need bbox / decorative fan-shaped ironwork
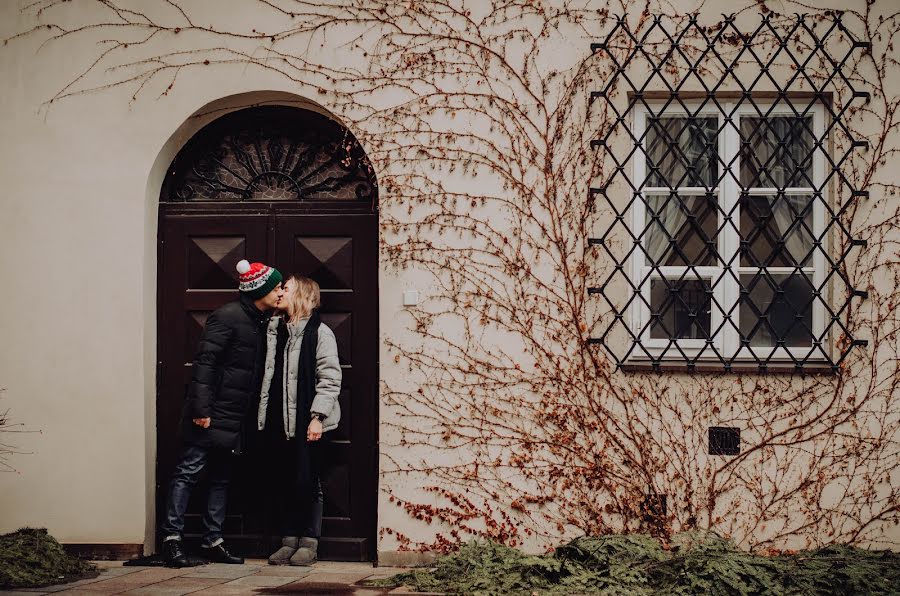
[161,106,377,206]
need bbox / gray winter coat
[257,315,342,437]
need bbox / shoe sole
[204,557,245,564]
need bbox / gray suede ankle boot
[289,537,318,566]
[268,536,299,565]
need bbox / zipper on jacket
[283,332,293,440]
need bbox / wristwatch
[310,412,325,422]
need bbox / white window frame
[629,101,827,363]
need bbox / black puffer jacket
[181,294,272,453]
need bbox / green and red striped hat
[236,259,282,299]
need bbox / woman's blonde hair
[283,276,321,324]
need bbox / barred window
[589,14,870,373]
[629,103,826,363]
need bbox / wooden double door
[157,208,378,560]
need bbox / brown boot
[268,536,299,565]
[289,537,318,566]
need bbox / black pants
[263,430,324,538]
[281,475,324,538]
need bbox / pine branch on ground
[363,532,900,595]
[0,528,99,589]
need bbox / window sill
[619,361,837,375]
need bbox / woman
[257,276,342,566]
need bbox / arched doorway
[156,105,378,560]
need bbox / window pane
[739,273,814,347]
[740,116,814,188]
[645,194,718,266]
[650,278,712,340]
[646,117,718,188]
[740,194,814,267]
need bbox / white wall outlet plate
[402,289,419,306]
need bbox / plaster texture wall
[0,2,410,550]
[0,0,897,558]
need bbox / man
[162,259,284,566]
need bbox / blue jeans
[161,444,236,547]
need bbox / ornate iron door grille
[161,106,377,210]
[588,13,870,373]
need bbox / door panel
[274,214,379,561]
[157,210,378,561]
[158,215,269,548]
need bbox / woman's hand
[307,417,323,442]
[193,417,211,428]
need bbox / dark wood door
[273,214,379,561]
[157,210,378,561]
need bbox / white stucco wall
[1,0,898,557]
[0,2,412,550]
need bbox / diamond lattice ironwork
[588,13,870,372]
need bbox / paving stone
[360,568,407,581]
[310,562,377,572]
[107,568,192,583]
[48,588,120,595]
[66,567,150,591]
[93,569,146,579]
[388,587,445,595]
[16,581,98,593]
[220,574,297,588]
[293,570,382,585]
[40,586,115,596]
[9,586,70,594]
[253,566,313,577]
[119,577,225,595]
[53,568,193,593]
[181,563,263,580]
[266,581,355,595]
[12,567,148,594]
[90,562,127,569]
[189,587,259,596]
[367,567,407,575]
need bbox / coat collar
[281,308,321,340]
[239,294,271,326]
[285,316,310,340]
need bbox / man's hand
[193,417,211,428]
[307,418,323,442]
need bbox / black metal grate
[588,13,870,372]
[708,426,741,455]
